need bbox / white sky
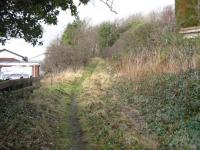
[0,0,174,61]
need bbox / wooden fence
[0,78,40,94]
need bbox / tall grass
[42,69,83,86]
[107,12,200,81]
[116,49,200,81]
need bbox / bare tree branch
[99,0,118,14]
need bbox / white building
[0,50,40,80]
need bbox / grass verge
[77,58,157,149]
[0,74,81,149]
[77,58,200,150]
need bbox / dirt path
[64,61,98,149]
[68,94,87,150]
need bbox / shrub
[44,19,98,73]
[97,22,120,56]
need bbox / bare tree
[99,0,117,14]
[44,19,99,73]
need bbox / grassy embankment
[0,69,84,149]
[76,58,200,150]
[0,58,199,149]
[0,87,67,149]
[77,58,158,150]
[0,59,97,149]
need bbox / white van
[0,66,32,80]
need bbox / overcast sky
[0,0,174,61]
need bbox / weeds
[1,58,199,149]
[77,58,200,149]
[115,70,200,149]
[0,71,81,149]
[77,58,157,149]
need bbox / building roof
[0,58,20,62]
[0,62,40,67]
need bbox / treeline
[44,16,121,72]
[44,6,200,78]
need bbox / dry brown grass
[116,52,200,82]
[42,69,83,86]
[77,58,158,149]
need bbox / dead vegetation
[42,69,83,86]
[77,58,200,149]
[77,58,158,149]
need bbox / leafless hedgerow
[44,21,98,73]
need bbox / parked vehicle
[2,74,30,80]
[0,66,32,80]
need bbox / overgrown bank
[0,70,85,149]
[0,59,98,149]
[76,58,200,149]
[0,58,199,149]
[0,87,71,149]
[1,6,200,150]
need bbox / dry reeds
[42,69,83,86]
[117,51,200,81]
